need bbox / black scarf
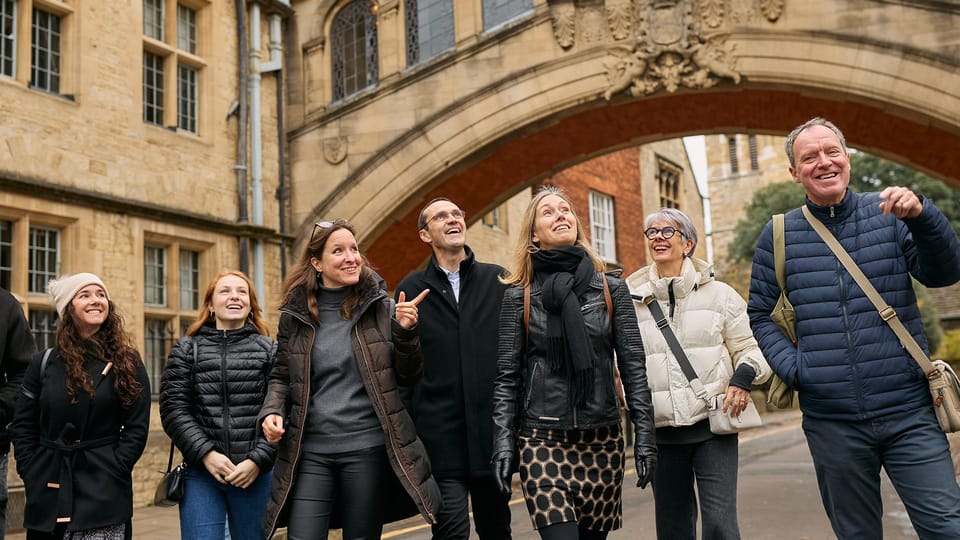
[531,245,596,406]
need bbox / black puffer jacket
[160,323,277,471]
[492,272,656,458]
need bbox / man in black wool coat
[396,198,512,540]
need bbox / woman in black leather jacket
[492,186,657,540]
[160,270,277,540]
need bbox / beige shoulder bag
[766,213,798,408]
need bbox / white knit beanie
[48,273,110,317]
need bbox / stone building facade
[0,0,290,522]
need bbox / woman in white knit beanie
[10,273,151,540]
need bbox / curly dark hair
[57,301,144,408]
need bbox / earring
[526,243,540,254]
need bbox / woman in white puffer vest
[625,208,770,540]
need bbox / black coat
[395,247,506,478]
[10,348,151,532]
[159,323,278,471]
[0,289,34,452]
[492,272,656,458]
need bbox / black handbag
[153,449,186,507]
[154,337,197,506]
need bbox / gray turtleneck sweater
[302,286,384,453]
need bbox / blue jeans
[652,434,741,540]
[179,464,272,540]
[803,407,960,540]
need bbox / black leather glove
[635,445,657,489]
[492,451,515,495]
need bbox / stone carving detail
[323,137,348,164]
[604,36,739,97]
[551,1,576,49]
[604,1,741,99]
[580,6,607,44]
[759,0,785,21]
[729,0,756,24]
[700,0,724,29]
[606,0,633,40]
[545,0,787,97]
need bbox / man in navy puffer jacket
[748,117,960,540]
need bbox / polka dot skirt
[518,424,624,531]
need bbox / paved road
[383,412,919,540]
[6,411,930,539]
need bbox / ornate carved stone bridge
[285,0,960,284]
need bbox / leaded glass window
[405,0,454,66]
[331,1,379,101]
[1,0,15,78]
[31,7,61,93]
[482,0,532,31]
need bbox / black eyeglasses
[420,209,466,230]
[644,226,682,240]
[310,219,346,242]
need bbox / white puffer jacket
[626,257,771,428]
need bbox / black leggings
[287,445,388,540]
[537,522,609,540]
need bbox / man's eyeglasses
[420,209,466,229]
[644,226,682,240]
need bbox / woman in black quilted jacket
[160,271,277,540]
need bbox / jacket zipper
[353,324,436,523]
[832,227,867,416]
[220,331,232,456]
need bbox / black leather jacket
[491,272,656,458]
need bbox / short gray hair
[644,208,698,257]
[784,117,847,168]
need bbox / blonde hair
[501,185,604,288]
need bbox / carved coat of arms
[547,0,785,99]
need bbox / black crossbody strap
[633,293,709,400]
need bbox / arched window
[405,0,455,66]
[331,1,379,101]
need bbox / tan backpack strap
[773,214,787,292]
[800,205,934,374]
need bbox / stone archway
[285,0,960,285]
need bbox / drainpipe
[261,13,287,277]
[249,2,264,297]
[235,0,250,274]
